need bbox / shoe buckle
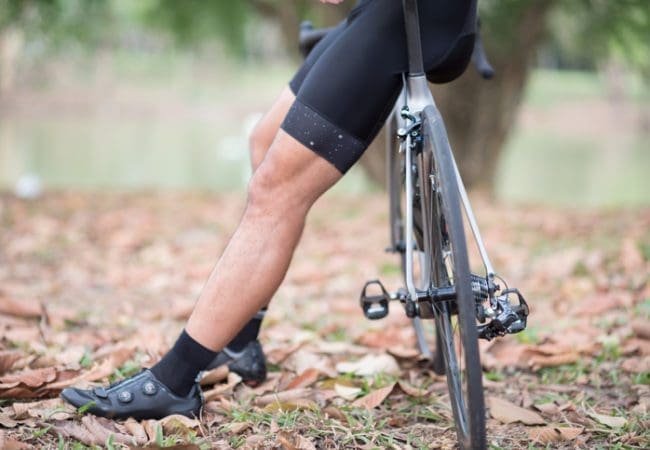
[93,387,109,399]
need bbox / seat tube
[402,0,425,77]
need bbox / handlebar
[299,20,495,80]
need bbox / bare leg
[187,129,341,350]
[244,87,296,313]
[249,87,295,172]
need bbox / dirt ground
[0,191,648,449]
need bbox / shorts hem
[280,98,368,174]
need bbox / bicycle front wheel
[420,105,486,449]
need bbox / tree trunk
[359,0,556,193]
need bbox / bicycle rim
[421,106,486,449]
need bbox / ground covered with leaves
[0,192,648,449]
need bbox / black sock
[150,329,217,396]
[226,308,266,352]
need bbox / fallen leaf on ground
[158,414,201,436]
[202,372,242,401]
[296,435,317,450]
[533,402,559,415]
[81,415,134,446]
[0,430,31,449]
[0,367,56,390]
[254,388,313,407]
[488,396,545,425]
[200,365,229,386]
[588,412,627,429]
[334,384,362,401]
[0,297,42,318]
[50,419,100,445]
[621,356,650,373]
[397,380,426,397]
[387,346,420,359]
[529,426,583,443]
[123,418,148,446]
[336,353,400,376]
[286,350,336,377]
[631,319,650,340]
[527,351,580,370]
[351,383,396,410]
[286,368,320,390]
[323,406,347,422]
[0,411,18,428]
[0,351,22,375]
[225,422,249,434]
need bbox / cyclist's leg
[186,129,342,349]
[249,20,347,172]
[249,87,295,171]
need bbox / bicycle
[300,2,530,449]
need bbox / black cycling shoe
[60,369,203,420]
[205,340,267,386]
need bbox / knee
[246,163,284,215]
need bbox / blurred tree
[0,0,110,94]
[2,0,647,190]
[361,0,650,191]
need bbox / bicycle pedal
[359,279,390,320]
[478,288,529,341]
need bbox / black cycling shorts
[281,0,477,174]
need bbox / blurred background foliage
[0,0,648,205]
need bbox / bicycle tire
[420,105,486,449]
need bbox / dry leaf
[81,415,134,446]
[254,388,313,407]
[488,396,545,425]
[286,368,320,390]
[529,426,583,443]
[351,383,396,410]
[0,367,57,391]
[277,432,298,450]
[528,351,580,370]
[51,419,100,445]
[588,412,627,428]
[245,435,266,447]
[0,430,32,449]
[296,435,317,450]
[200,365,229,386]
[334,384,362,401]
[631,319,650,340]
[0,412,18,428]
[621,356,650,374]
[123,418,148,446]
[336,353,400,376]
[0,297,42,319]
[323,406,347,422]
[203,372,242,401]
[225,421,249,434]
[0,351,22,375]
[387,346,420,359]
[533,402,559,415]
[262,399,317,413]
[397,380,426,398]
[158,414,201,436]
[286,350,336,377]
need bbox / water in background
[0,69,648,207]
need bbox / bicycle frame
[387,0,497,355]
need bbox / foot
[60,369,203,420]
[205,340,267,385]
